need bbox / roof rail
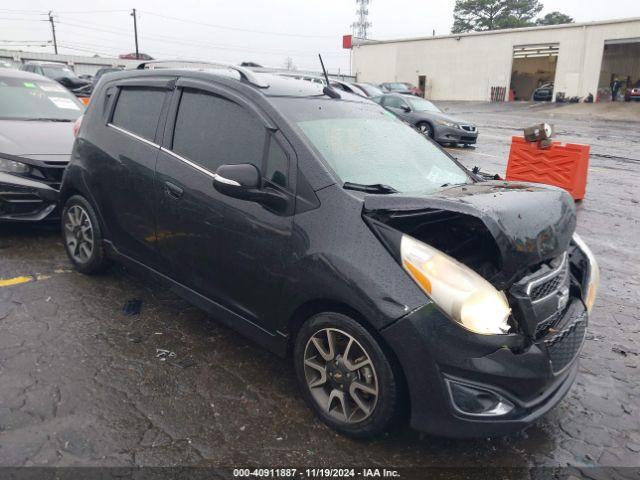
[136,60,269,88]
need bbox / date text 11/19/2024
[233,468,401,478]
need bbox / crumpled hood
[364,181,576,282]
[0,119,75,160]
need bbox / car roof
[100,67,371,101]
[23,60,69,66]
[0,68,58,82]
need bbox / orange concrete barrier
[505,136,590,201]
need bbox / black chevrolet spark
[61,63,599,439]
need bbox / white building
[352,17,640,102]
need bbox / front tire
[294,312,403,438]
[417,122,434,139]
[62,195,109,274]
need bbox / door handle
[164,181,184,199]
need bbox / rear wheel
[62,195,109,274]
[417,122,434,139]
[294,312,403,438]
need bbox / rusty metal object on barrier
[524,123,554,142]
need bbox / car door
[94,79,173,268]
[382,95,412,121]
[154,79,295,331]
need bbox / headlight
[401,235,512,335]
[436,120,458,128]
[573,233,599,313]
[0,157,30,174]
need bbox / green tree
[536,11,574,25]
[452,0,543,33]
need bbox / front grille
[460,125,476,132]
[527,254,569,302]
[535,310,561,337]
[545,313,587,374]
[461,136,477,142]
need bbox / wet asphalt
[0,102,638,468]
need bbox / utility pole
[131,8,139,59]
[48,11,58,54]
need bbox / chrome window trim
[525,252,568,303]
[107,123,160,148]
[159,147,215,179]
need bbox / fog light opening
[446,380,515,417]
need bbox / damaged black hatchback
[61,63,599,438]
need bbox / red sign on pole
[343,35,353,49]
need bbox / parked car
[0,69,83,222]
[352,82,384,98]
[278,72,326,86]
[374,93,478,146]
[20,61,91,91]
[93,67,124,85]
[119,52,154,60]
[330,80,368,97]
[330,81,385,98]
[624,82,640,101]
[533,83,554,101]
[72,67,125,104]
[62,66,597,439]
[380,82,423,97]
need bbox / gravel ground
[0,102,638,469]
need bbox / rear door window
[171,88,266,173]
[111,87,166,141]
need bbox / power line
[138,11,337,39]
[57,19,345,57]
[0,8,128,14]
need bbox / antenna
[318,54,341,99]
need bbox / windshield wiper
[24,118,74,122]
[343,182,398,194]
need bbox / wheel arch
[59,183,111,241]
[287,298,411,422]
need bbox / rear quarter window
[111,87,166,141]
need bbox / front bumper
[434,125,478,145]
[0,172,59,222]
[381,297,587,438]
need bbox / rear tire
[294,312,403,438]
[61,195,109,274]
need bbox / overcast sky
[1,0,639,73]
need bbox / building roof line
[354,16,640,47]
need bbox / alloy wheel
[419,124,433,137]
[303,328,379,423]
[64,205,94,264]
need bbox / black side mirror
[401,105,411,113]
[213,163,288,211]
